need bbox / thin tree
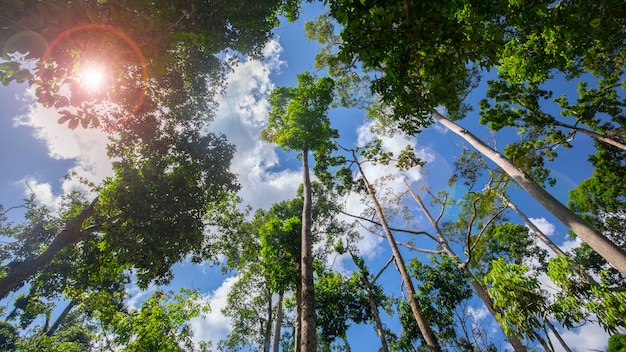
[432,111,626,275]
[261,72,336,352]
[345,148,442,352]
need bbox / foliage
[98,288,208,352]
[547,255,626,332]
[392,255,473,349]
[262,71,336,153]
[97,129,238,287]
[314,267,375,349]
[0,0,301,129]
[608,334,626,352]
[0,320,18,351]
[326,0,486,130]
[484,259,546,342]
[14,308,97,352]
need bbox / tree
[314,267,371,350]
[217,183,354,352]
[0,0,301,298]
[261,71,336,352]
[408,255,473,349]
[348,252,391,352]
[403,182,530,352]
[219,203,300,352]
[0,0,300,129]
[337,146,442,352]
[323,0,626,275]
[97,289,208,352]
[608,334,626,352]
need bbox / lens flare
[39,24,147,124]
[79,64,107,91]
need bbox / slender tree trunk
[300,149,316,352]
[0,198,98,299]
[500,193,598,285]
[46,299,76,336]
[432,111,626,276]
[294,280,302,352]
[464,270,528,352]
[534,332,553,352]
[551,120,626,151]
[546,320,572,352]
[404,182,527,352]
[273,292,284,352]
[353,150,442,352]
[264,288,273,352]
[358,264,390,352]
[498,193,566,257]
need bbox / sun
[78,64,107,92]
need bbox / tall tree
[261,71,335,352]
[0,0,299,298]
[403,181,530,352]
[323,0,626,275]
[338,147,442,351]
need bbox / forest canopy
[1,0,625,351]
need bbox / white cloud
[190,275,239,345]
[210,39,301,210]
[528,217,556,237]
[14,90,113,206]
[549,321,610,352]
[561,236,583,253]
[20,178,60,211]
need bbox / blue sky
[0,2,613,351]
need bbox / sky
[0,2,613,351]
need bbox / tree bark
[46,299,76,336]
[264,288,273,352]
[353,150,442,352]
[432,111,626,276]
[404,181,527,352]
[546,320,572,352]
[0,198,98,299]
[294,279,302,352]
[272,291,284,352]
[551,120,626,151]
[358,264,390,352]
[300,149,316,352]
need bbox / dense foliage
[1,0,625,351]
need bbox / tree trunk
[534,332,553,352]
[500,193,598,285]
[546,320,572,352]
[294,279,302,352]
[264,288,273,352]
[353,150,442,352]
[551,119,626,151]
[432,111,626,276]
[498,193,566,257]
[273,291,284,352]
[358,264,390,352]
[300,149,316,352]
[404,181,527,352]
[0,198,98,299]
[46,299,76,336]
